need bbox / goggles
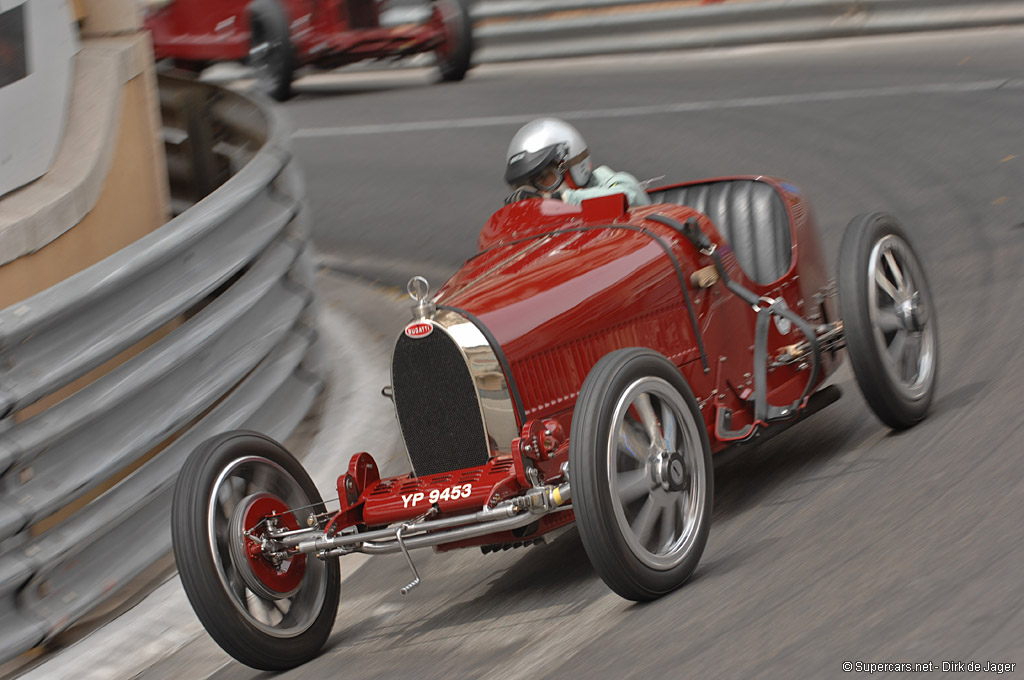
[529,163,565,192]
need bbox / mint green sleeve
[560,169,652,207]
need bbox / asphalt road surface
[153,28,1023,679]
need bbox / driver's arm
[559,168,652,207]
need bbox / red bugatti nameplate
[404,321,434,339]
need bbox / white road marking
[293,79,1012,138]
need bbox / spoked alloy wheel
[838,213,938,429]
[171,432,339,671]
[570,348,713,601]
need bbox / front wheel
[171,431,339,671]
[838,213,939,429]
[569,348,713,601]
[433,0,474,82]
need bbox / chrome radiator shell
[390,309,518,476]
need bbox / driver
[503,118,651,208]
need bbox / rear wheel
[171,431,339,671]
[569,348,713,601]
[248,0,294,101]
[838,212,938,429]
[433,0,473,82]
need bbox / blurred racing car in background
[171,176,938,670]
[142,0,473,100]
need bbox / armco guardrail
[0,74,323,663]
[474,0,1024,61]
[386,0,1024,63]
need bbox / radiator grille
[392,330,490,476]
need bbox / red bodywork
[333,177,840,548]
[144,0,446,68]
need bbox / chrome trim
[292,503,574,556]
[390,308,519,466]
[407,275,436,320]
[396,523,423,594]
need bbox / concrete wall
[0,0,169,307]
[0,1,171,427]
[0,0,76,196]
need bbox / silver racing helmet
[504,118,593,191]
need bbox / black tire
[248,0,294,101]
[838,213,939,429]
[569,348,713,601]
[171,431,339,671]
[171,59,209,74]
[433,0,474,82]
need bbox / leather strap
[647,213,822,442]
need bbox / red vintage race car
[142,0,473,100]
[171,176,938,670]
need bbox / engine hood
[433,201,704,419]
[439,228,667,354]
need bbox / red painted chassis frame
[144,0,447,68]
[320,175,840,552]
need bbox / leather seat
[648,180,791,284]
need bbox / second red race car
[143,0,474,100]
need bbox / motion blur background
[1,0,1022,677]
